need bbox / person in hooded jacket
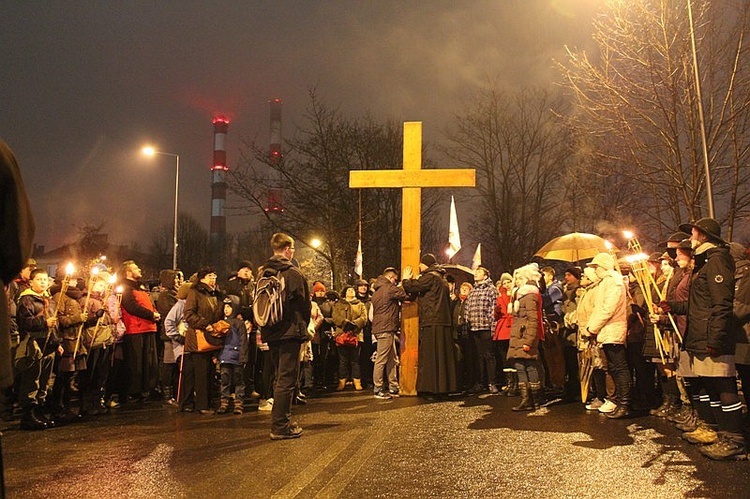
[731,243,750,428]
[494,274,514,394]
[225,260,257,404]
[370,267,409,399]
[217,295,248,414]
[165,281,191,409]
[507,264,544,411]
[181,267,223,414]
[402,253,459,397]
[259,233,311,440]
[333,285,368,391]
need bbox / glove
[96,309,106,319]
[706,346,719,357]
[659,301,671,313]
[175,335,185,345]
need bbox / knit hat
[564,266,582,281]
[238,260,254,271]
[500,272,513,283]
[312,281,327,293]
[420,253,438,267]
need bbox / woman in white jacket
[584,252,631,419]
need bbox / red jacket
[121,279,157,335]
[493,288,513,341]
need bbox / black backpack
[253,268,286,327]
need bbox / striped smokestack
[266,98,284,213]
[210,116,229,275]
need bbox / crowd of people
[4,221,750,455]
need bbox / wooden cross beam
[349,121,475,395]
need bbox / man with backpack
[256,233,311,440]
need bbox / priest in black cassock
[402,253,458,397]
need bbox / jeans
[220,363,245,401]
[373,332,399,393]
[603,344,631,405]
[513,358,539,384]
[270,340,301,434]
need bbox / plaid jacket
[465,279,498,332]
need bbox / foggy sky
[1,0,601,251]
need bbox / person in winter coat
[15,269,60,430]
[402,253,459,397]
[333,285,368,391]
[156,269,183,404]
[576,267,608,410]
[493,274,514,394]
[454,282,477,393]
[217,296,248,414]
[49,269,89,422]
[731,243,750,426]
[259,234,312,439]
[164,281,191,408]
[465,267,499,394]
[583,252,630,419]
[181,267,223,414]
[370,267,409,399]
[507,264,544,411]
[225,260,256,401]
[119,260,160,403]
[666,218,744,460]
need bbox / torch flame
[115,285,124,294]
[92,267,100,276]
[605,240,613,250]
[108,273,117,284]
[65,262,75,275]
[622,230,634,240]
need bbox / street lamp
[142,146,180,270]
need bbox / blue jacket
[219,296,248,365]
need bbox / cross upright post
[349,121,475,395]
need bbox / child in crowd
[217,296,248,414]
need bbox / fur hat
[513,264,541,285]
[420,253,438,267]
[587,252,615,271]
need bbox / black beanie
[564,266,582,281]
[420,253,438,267]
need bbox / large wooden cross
[349,121,476,395]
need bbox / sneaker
[598,399,617,414]
[374,391,393,400]
[389,389,400,398]
[258,399,273,412]
[682,424,718,445]
[270,422,303,440]
[107,398,120,409]
[585,399,604,411]
[699,435,747,460]
[488,384,500,395]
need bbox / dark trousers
[106,343,126,402]
[458,336,478,390]
[603,344,631,405]
[123,332,158,397]
[563,345,580,399]
[220,363,245,401]
[337,344,361,380]
[736,363,750,410]
[270,340,301,434]
[79,347,112,411]
[627,342,657,407]
[243,335,257,397]
[494,339,510,386]
[179,352,213,411]
[17,351,55,411]
[359,327,374,387]
[472,330,496,386]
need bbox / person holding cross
[402,253,458,398]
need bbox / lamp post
[142,146,180,270]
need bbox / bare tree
[148,213,208,277]
[229,89,440,289]
[560,0,750,241]
[442,86,573,273]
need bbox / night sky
[2,1,601,251]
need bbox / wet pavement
[3,391,750,498]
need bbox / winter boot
[512,383,534,412]
[20,406,47,431]
[353,379,363,391]
[505,370,520,397]
[651,394,679,418]
[233,398,244,415]
[529,382,542,410]
[699,434,747,461]
[217,398,230,414]
[683,423,719,445]
[336,379,347,391]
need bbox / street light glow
[310,238,322,249]
[142,146,156,156]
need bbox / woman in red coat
[493,273,514,393]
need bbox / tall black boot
[20,406,47,431]
[512,383,533,411]
[530,382,542,410]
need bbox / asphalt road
[3,392,749,498]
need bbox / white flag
[354,239,363,277]
[447,196,461,259]
[471,243,482,270]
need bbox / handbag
[83,323,115,350]
[335,331,359,347]
[14,335,43,370]
[210,320,231,337]
[195,329,223,352]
